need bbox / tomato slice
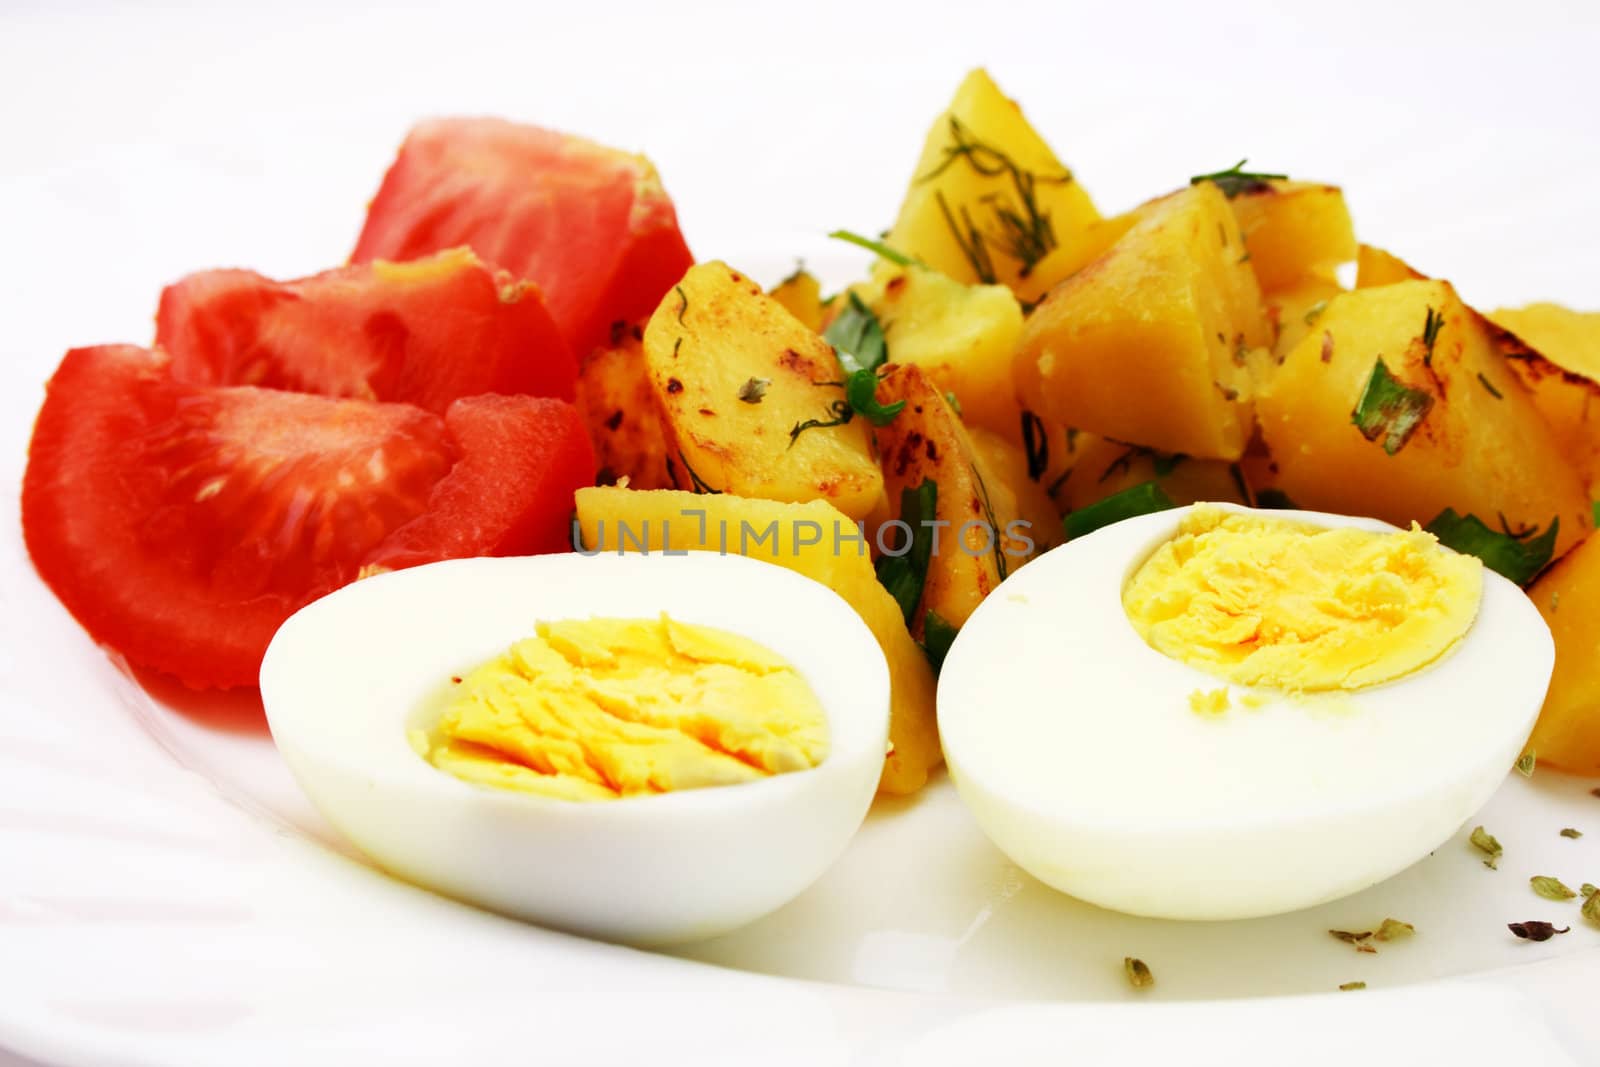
[155,248,575,412]
[22,345,595,689]
[350,119,693,357]
[365,394,592,572]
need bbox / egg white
[261,550,889,945]
[937,503,1553,920]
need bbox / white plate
[3,4,1600,1062]
[5,241,1599,1064]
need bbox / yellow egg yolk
[1123,506,1483,691]
[410,615,829,801]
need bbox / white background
[3,1,1598,1064]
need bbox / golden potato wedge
[874,365,1034,633]
[641,262,886,521]
[574,322,673,489]
[1012,211,1138,308]
[574,487,940,795]
[1527,532,1600,774]
[1256,279,1590,557]
[1355,244,1426,288]
[767,267,827,333]
[1265,272,1344,362]
[886,68,1100,293]
[1489,303,1600,490]
[1014,183,1270,461]
[1226,180,1356,293]
[1358,258,1600,492]
[854,261,1024,441]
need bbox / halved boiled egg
[938,503,1553,920]
[261,551,889,945]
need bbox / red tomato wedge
[155,247,575,412]
[22,345,595,689]
[351,119,694,357]
[366,393,592,572]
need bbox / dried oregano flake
[1508,921,1569,942]
[1124,957,1154,989]
[1470,825,1503,869]
[1531,876,1577,901]
[1330,919,1413,953]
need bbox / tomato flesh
[351,119,693,357]
[156,248,576,412]
[366,393,594,572]
[23,345,595,689]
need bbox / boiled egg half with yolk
[938,503,1554,920]
[261,551,889,945]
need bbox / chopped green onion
[1064,481,1176,541]
[827,230,921,268]
[875,480,937,626]
[922,610,959,674]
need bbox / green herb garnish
[1515,752,1536,777]
[674,450,720,495]
[738,377,770,404]
[674,285,689,324]
[1531,876,1577,901]
[1150,451,1184,478]
[828,293,902,425]
[971,460,1010,583]
[1374,918,1414,942]
[825,291,887,370]
[1064,481,1176,541]
[922,117,1074,279]
[1099,445,1182,484]
[935,191,997,284]
[790,293,902,445]
[1478,372,1504,399]
[788,400,853,445]
[1560,828,1583,840]
[1471,825,1503,869]
[1425,510,1558,586]
[1304,300,1329,326]
[922,610,959,674]
[1422,306,1444,366]
[875,479,937,626]
[1351,357,1434,455]
[1584,891,1600,925]
[828,230,921,268]
[1189,159,1288,199]
[1338,982,1367,991]
[1123,957,1154,989]
[944,391,963,417]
